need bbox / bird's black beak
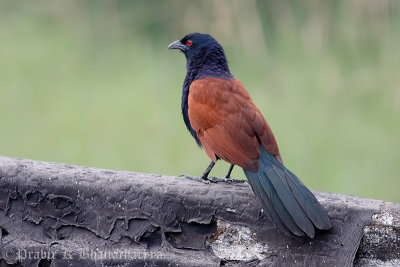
[168,40,187,52]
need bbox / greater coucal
[168,33,331,238]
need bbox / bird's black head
[168,33,233,80]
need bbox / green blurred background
[0,0,399,201]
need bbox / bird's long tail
[243,144,332,238]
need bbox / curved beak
[168,40,187,52]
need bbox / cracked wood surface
[0,156,399,267]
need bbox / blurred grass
[0,0,399,202]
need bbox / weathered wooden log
[0,156,398,266]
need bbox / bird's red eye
[187,40,193,46]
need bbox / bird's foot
[179,174,210,184]
[209,176,246,183]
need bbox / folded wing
[188,78,281,171]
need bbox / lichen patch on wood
[206,220,272,261]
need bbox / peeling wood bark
[0,156,399,267]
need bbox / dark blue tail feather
[244,144,332,238]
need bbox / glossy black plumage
[244,144,331,238]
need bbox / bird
[168,33,331,238]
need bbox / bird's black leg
[180,161,216,184]
[201,160,216,180]
[209,164,246,183]
[225,164,234,178]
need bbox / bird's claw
[179,174,210,184]
[179,174,245,184]
[209,176,246,184]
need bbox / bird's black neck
[186,47,233,81]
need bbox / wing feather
[188,78,281,171]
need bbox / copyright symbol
[1,246,17,261]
